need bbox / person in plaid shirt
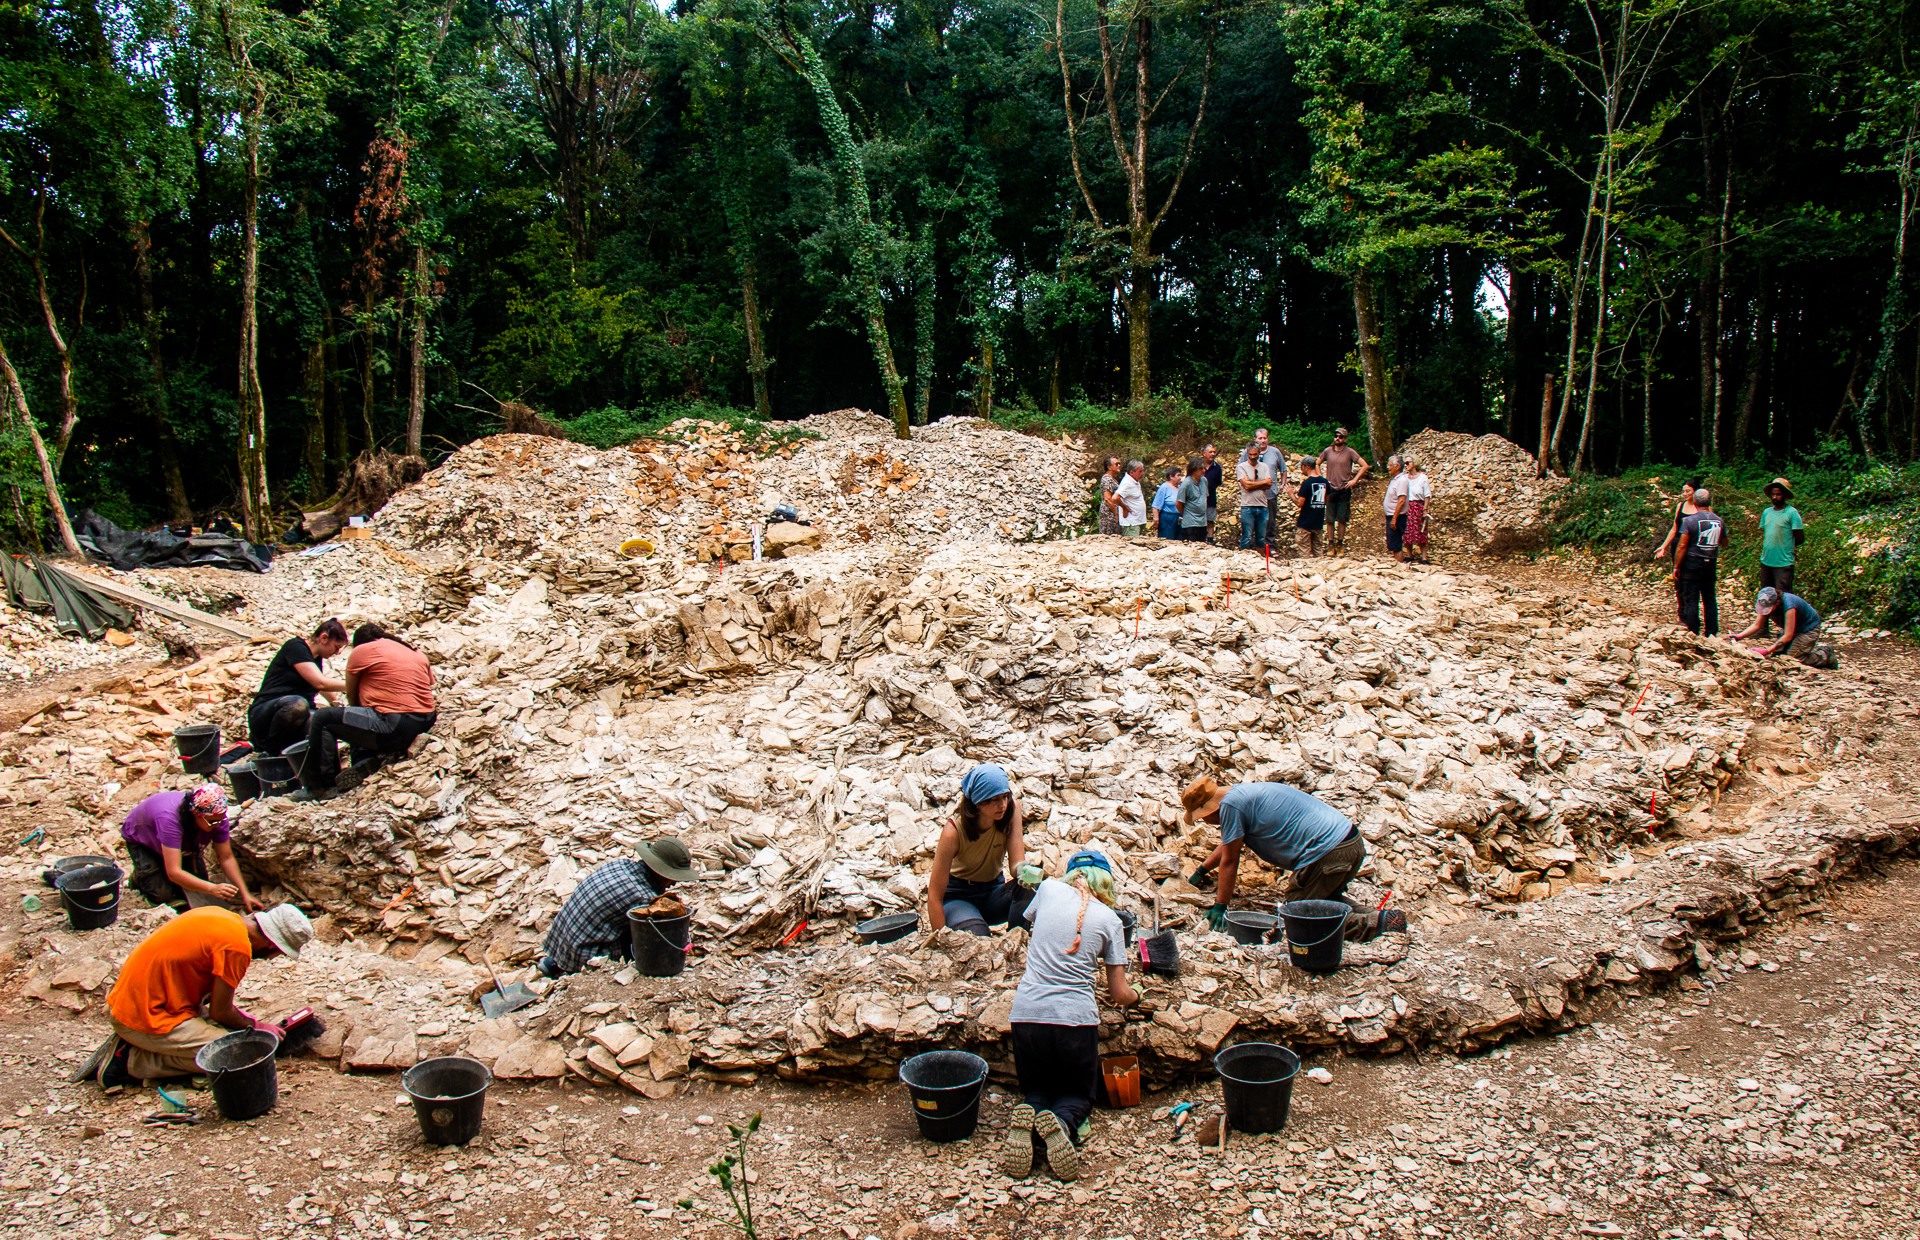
[538,837,699,976]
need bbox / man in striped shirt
[538,837,700,976]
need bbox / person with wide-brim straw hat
[1757,476,1805,624]
[1182,776,1405,939]
[538,836,700,977]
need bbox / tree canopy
[2,0,1918,533]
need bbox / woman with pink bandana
[120,785,263,912]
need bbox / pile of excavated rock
[0,419,1838,1089]
[0,599,156,684]
[372,410,1089,566]
[1398,429,1568,554]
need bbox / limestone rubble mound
[1398,428,1569,554]
[1,415,1858,1089]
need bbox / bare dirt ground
[2,520,1916,1240]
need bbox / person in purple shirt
[121,786,263,912]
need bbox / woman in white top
[1001,849,1137,1182]
[1401,455,1433,563]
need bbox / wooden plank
[44,563,270,640]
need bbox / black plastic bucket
[1281,899,1350,972]
[195,1030,281,1121]
[56,863,122,911]
[282,740,313,782]
[65,895,119,931]
[402,1056,492,1146]
[855,912,919,944]
[1225,911,1281,946]
[898,1050,989,1143]
[627,910,691,977]
[41,855,115,888]
[226,760,263,802]
[1215,1042,1301,1135]
[1117,908,1137,946]
[254,752,297,795]
[174,724,221,775]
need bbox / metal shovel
[480,953,539,1019]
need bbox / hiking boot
[333,759,381,794]
[1000,1103,1035,1178]
[1033,1109,1079,1181]
[1358,909,1409,942]
[287,787,333,804]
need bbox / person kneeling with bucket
[1002,851,1138,1182]
[87,903,313,1088]
[537,837,699,977]
[1182,777,1405,942]
[121,785,263,913]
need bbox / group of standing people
[1656,476,1835,668]
[1098,427,1432,562]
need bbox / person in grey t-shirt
[1002,852,1136,1182]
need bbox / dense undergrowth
[989,396,1343,467]
[1548,444,1920,635]
[557,400,822,454]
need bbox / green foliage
[992,395,1342,462]
[559,400,823,454]
[1549,451,1920,635]
[0,423,46,547]
[675,1113,764,1240]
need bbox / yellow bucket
[618,537,655,558]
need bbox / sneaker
[1033,1109,1079,1181]
[1000,1103,1035,1178]
[1358,909,1409,942]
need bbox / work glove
[1205,903,1229,933]
[1188,867,1216,891]
[1015,863,1045,888]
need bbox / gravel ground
[0,856,1912,1240]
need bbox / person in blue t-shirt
[1732,587,1836,668]
[1179,776,1405,941]
[1151,467,1182,539]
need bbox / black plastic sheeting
[73,509,274,573]
[0,554,135,641]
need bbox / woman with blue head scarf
[1001,849,1137,1182]
[927,763,1029,935]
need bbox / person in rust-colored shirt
[93,904,312,1085]
[294,624,438,799]
[1317,428,1370,550]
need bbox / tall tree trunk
[1732,283,1772,460]
[234,81,271,540]
[359,288,378,451]
[1352,269,1392,461]
[324,308,348,486]
[1504,263,1533,439]
[975,335,995,418]
[302,333,327,501]
[1853,105,1918,454]
[1549,145,1607,472]
[912,227,935,426]
[1126,230,1153,404]
[1537,373,1555,477]
[0,334,81,556]
[741,261,773,421]
[787,28,910,438]
[1696,109,1719,463]
[406,245,429,457]
[132,221,192,522]
[1710,170,1732,462]
[1049,347,1062,414]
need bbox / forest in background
[1,0,1918,543]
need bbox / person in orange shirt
[295,623,438,800]
[94,903,313,1086]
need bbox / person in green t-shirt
[1757,477,1805,631]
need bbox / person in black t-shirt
[1294,457,1329,558]
[248,619,349,755]
[1669,488,1726,637]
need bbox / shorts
[1295,527,1322,557]
[1327,488,1352,523]
[1205,505,1218,525]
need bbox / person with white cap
[1180,776,1404,940]
[928,763,1034,934]
[120,784,262,912]
[538,837,701,977]
[94,903,313,1086]
[1001,849,1136,1182]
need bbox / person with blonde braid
[1001,850,1137,1182]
